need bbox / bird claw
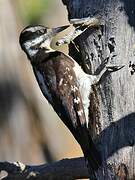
[96,64,125,84]
[106,65,125,72]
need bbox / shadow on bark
[62,0,135,30]
[98,112,135,161]
[120,0,135,29]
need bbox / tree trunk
[62,0,135,179]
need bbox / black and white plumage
[19,23,124,178]
[19,24,101,177]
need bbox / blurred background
[0,0,82,167]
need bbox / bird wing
[32,51,101,172]
[33,52,86,130]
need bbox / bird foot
[106,65,125,72]
[96,64,125,84]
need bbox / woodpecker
[19,22,124,179]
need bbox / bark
[62,0,135,179]
[0,158,88,180]
[0,0,135,179]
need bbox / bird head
[19,25,69,60]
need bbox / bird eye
[37,30,41,34]
[37,29,44,34]
[40,29,45,33]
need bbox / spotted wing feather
[32,52,101,174]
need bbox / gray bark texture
[62,0,135,179]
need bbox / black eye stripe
[20,31,44,43]
[19,26,48,47]
[37,30,43,35]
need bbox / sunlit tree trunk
[62,0,135,179]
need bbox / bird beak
[51,25,70,36]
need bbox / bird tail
[77,127,102,179]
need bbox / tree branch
[1,113,134,179]
[0,158,89,180]
[0,112,134,179]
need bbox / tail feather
[76,127,102,179]
[84,133,102,170]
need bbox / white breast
[73,60,98,127]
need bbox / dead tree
[0,0,135,179]
[62,0,135,179]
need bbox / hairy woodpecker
[19,21,124,178]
